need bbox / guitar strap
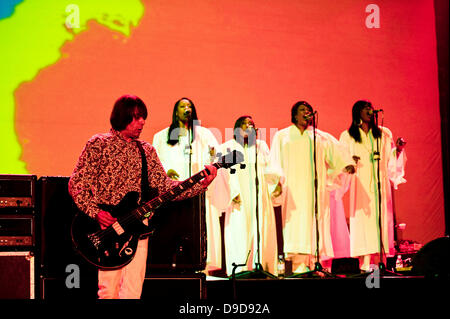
[136,141,157,240]
[136,141,150,203]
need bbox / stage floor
[37,270,449,301]
[3,272,448,316]
[204,273,447,299]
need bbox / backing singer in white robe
[336,100,406,271]
[270,101,355,273]
[152,97,221,273]
[213,115,279,276]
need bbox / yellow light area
[0,0,144,173]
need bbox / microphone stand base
[230,264,277,280]
[287,262,335,278]
[378,262,403,276]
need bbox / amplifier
[0,174,36,209]
[0,236,33,246]
[0,215,34,247]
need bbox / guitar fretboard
[134,162,222,218]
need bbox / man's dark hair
[110,94,147,131]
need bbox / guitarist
[68,94,217,299]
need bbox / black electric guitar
[71,150,244,270]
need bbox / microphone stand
[187,117,192,177]
[373,111,398,276]
[289,112,333,278]
[232,128,276,279]
[230,251,251,299]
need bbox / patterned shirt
[69,129,205,219]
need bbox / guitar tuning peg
[240,164,246,169]
[230,168,236,174]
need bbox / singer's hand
[200,164,217,188]
[96,210,117,230]
[344,165,356,174]
[272,181,282,197]
[396,137,406,156]
[167,169,180,180]
[209,146,216,158]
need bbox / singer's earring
[357,118,362,126]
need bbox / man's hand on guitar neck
[200,164,217,188]
[96,210,117,229]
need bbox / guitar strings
[90,168,210,242]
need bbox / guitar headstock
[215,150,245,170]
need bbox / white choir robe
[152,126,222,270]
[328,189,352,258]
[212,138,279,276]
[269,125,352,260]
[337,127,407,258]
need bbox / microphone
[247,121,258,132]
[304,111,317,120]
[368,109,383,115]
[184,110,192,118]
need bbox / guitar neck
[136,162,221,217]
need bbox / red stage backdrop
[5,0,444,245]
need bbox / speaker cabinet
[37,176,97,299]
[146,193,206,272]
[0,251,35,299]
[412,236,450,278]
[40,276,98,300]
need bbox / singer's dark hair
[291,101,313,124]
[233,115,256,147]
[167,97,199,146]
[110,94,147,131]
[348,100,381,143]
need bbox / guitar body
[71,192,153,270]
